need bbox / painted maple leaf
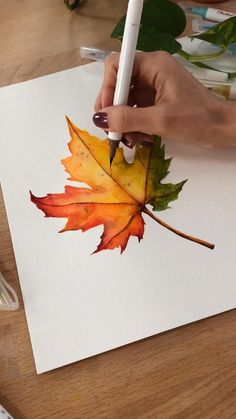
[31,118,214,253]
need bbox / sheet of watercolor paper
[0,61,236,374]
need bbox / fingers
[94,53,120,112]
[123,132,155,148]
[93,51,219,148]
[93,51,188,141]
[94,51,177,112]
[93,104,160,135]
[94,52,152,111]
[94,92,102,113]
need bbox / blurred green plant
[65,0,236,77]
[111,0,185,55]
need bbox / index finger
[94,53,120,112]
[95,51,163,112]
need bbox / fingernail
[122,137,134,149]
[93,112,109,129]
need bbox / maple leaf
[31,118,214,253]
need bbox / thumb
[93,105,158,135]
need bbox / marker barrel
[108,0,143,142]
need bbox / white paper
[0,62,236,374]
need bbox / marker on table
[198,80,236,100]
[0,271,19,311]
[0,404,14,419]
[183,5,236,23]
[80,46,229,83]
[107,0,143,166]
[81,46,236,101]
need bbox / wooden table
[0,1,236,418]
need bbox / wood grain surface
[0,1,236,418]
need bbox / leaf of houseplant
[111,0,186,52]
[140,0,186,37]
[193,16,236,49]
[137,27,182,53]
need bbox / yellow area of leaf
[64,118,150,204]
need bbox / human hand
[93,51,236,148]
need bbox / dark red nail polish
[93,112,109,129]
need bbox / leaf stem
[187,60,222,71]
[177,51,236,78]
[143,207,215,250]
[178,48,225,63]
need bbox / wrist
[207,99,236,148]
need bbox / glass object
[0,271,19,311]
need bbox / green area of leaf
[147,137,187,211]
[111,0,186,53]
[192,16,236,49]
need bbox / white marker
[199,80,236,101]
[80,46,230,85]
[0,271,19,311]
[108,0,144,164]
[0,404,14,419]
[184,6,235,23]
